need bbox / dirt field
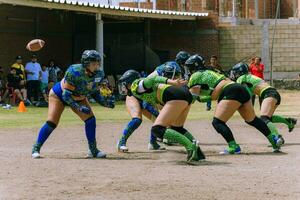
[0,119,299,200]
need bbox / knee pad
[260,115,271,124]
[85,116,96,127]
[170,126,187,135]
[212,117,226,134]
[46,120,57,130]
[151,125,166,139]
[129,118,142,129]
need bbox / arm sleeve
[142,76,168,89]
[61,89,81,109]
[61,69,80,109]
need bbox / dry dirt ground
[0,119,299,200]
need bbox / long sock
[149,133,157,143]
[212,118,235,143]
[266,121,279,135]
[85,116,99,156]
[163,128,195,151]
[170,126,195,142]
[36,121,57,145]
[120,118,142,143]
[271,115,291,127]
[247,116,271,137]
[85,116,96,144]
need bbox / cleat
[87,149,106,158]
[148,142,166,150]
[219,143,241,155]
[32,152,41,159]
[32,143,42,159]
[117,140,129,152]
[287,118,297,132]
[187,141,205,163]
[268,134,284,152]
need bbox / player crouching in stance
[117,62,182,152]
[231,63,297,135]
[31,50,114,159]
[118,70,205,163]
[186,55,284,154]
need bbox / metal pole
[270,0,280,86]
[96,13,104,72]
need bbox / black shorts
[218,83,250,104]
[259,88,281,105]
[162,86,193,105]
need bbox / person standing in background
[206,55,224,111]
[249,56,264,105]
[25,54,42,103]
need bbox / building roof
[0,0,209,20]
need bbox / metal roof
[46,0,208,17]
[0,0,209,20]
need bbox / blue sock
[37,121,56,145]
[120,118,142,143]
[150,133,157,143]
[85,116,96,145]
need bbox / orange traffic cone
[18,101,27,112]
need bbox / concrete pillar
[255,0,259,18]
[245,0,248,18]
[261,21,270,80]
[96,13,104,72]
[232,0,236,17]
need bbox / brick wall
[119,2,153,9]
[219,23,300,75]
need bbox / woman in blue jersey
[31,50,114,159]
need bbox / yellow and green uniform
[131,76,170,106]
[236,74,271,96]
[188,70,226,102]
[237,74,295,133]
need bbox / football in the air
[26,39,45,52]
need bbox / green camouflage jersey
[236,74,271,96]
[131,76,170,106]
[188,70,226,99]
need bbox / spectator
[47,59,61,89]
[209,55,224,74]
[40,64,49,102]
[249,56,264,105]
[99,80,115,107]
[11,56,26,81]
[206,55,223,111]
[25,54,42,103]
[6,67,29,104]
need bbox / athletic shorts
[162,86,193,105]
[218,83,250,104]
[259,87,281,105]
[52,82,67,105]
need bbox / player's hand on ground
[167,78,187,86]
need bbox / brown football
[26,39,45,52]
